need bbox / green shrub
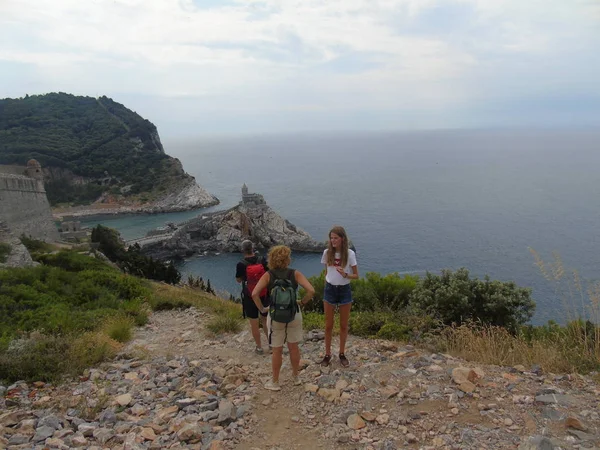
[302,271,418,313]
[349,311,390,337]
[0,243,11,263]
[19,235,53,254]
[37,250,112,272]
[0,332,71,382]
[206,313,242,335]
[149,296,195,311]
[409,268,535,333]
[301,271,325,313]
[0,254,151,341]
[364,272,418,310]
[376,322,411,341]
[302,312,326,331]
[121,298,150,326]
[348,279,379,312]
[91,225,181,284]
[101,316,135,343]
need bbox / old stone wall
[0,173,60,242]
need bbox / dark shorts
[323,282,353,306]
[242,295,269,319]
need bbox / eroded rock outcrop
[140,202,322,260]
[137,186,323,260]
[0,220,35,268]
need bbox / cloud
[0,0,598,134]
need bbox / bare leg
[323,301,335,356]
[271,346,283,382]
[259,315,269,340]
[249,318,262,349]
[288,342,301,376]
[338,303,352,354]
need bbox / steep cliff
[0,93,218,213]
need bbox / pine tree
[206,279,215,295]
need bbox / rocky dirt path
[1,308,600,449]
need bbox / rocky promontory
[52,174,219,219]
[136,185,323,260]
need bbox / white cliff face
[153,178,219,211]
[53,178,219,218]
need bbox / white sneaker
[293,376,302,386]
[264,380,281,391]
[255,347,264,355]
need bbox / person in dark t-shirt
[236,240,270,354]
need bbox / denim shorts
[323,282,353,306]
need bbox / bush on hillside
[0,331,120,382]
[0,251,152,382]
[301,271,418,313]
[409,268,535,333]
[359,272,418,311]
[20,235,54,256]
[91,225,181,284]
[37,249,113,272]
[0,254,151,344]
[0,243,11,263]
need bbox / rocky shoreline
[1,308,599,449]
[52,179,219,220]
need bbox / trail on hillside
[2,308,600,449]
[126,309,600,450]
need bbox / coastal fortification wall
[0,162,60,242]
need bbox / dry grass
[530,249,600,367]
[435,324,574,373]
[149,282,242,316]
[150,282,243,335]
[0,331,122,382]
[69,332,122,371]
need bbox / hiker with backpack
[236,240,269,354]
[320,225,359,368]
[251,245,315,391]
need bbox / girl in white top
[320,225,358,367]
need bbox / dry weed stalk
[529,248,600,368]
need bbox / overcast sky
[1,0,599,137]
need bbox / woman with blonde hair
[252,245,315,391]
[320,225,358,368]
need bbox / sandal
[320,354,332,367]
[339,353,349,368]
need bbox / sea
[79,129,600,325]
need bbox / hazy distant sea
[81,129,600,324]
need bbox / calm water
[81,129,600,324]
